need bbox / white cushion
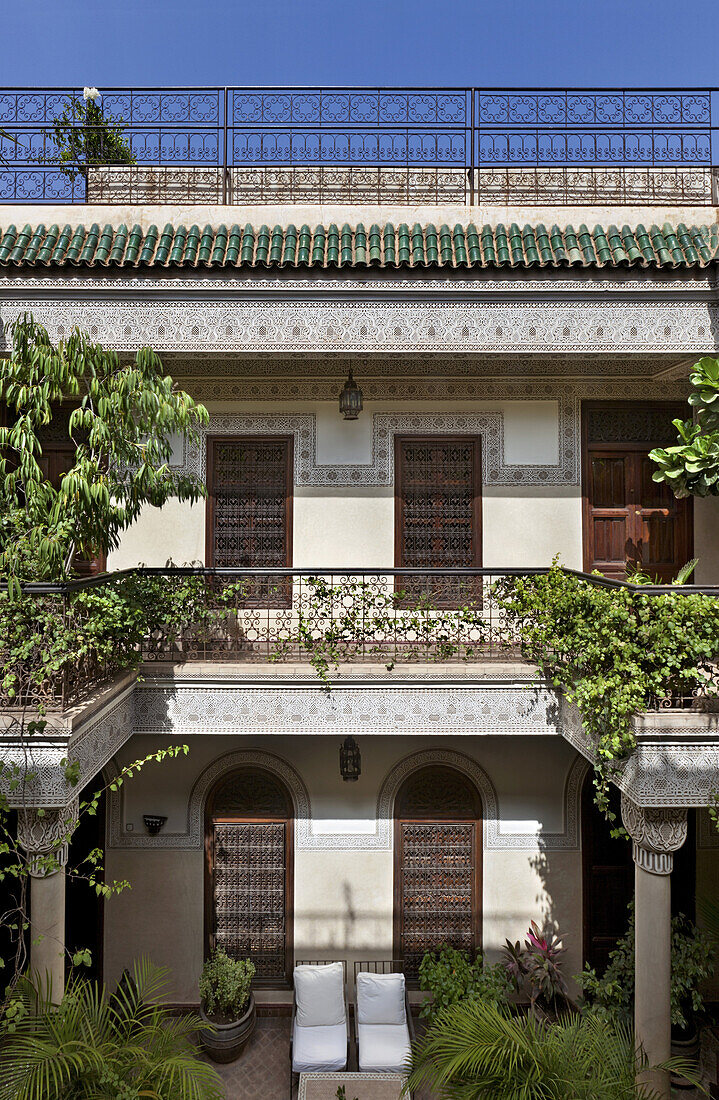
[294,963,345,1027]
[357,1022,411,1074]
[356,972,406,1025]
[292,1021,347,1073]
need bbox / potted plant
[502,921,571,1019]
[199,949,256,1063]
[576,904,715,1089]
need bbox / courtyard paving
[209,1016,436,1099]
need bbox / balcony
[1,86,717,207]
[5,566,719,711]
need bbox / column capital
[17,799,79,878]
[620,795,687,875]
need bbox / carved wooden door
[395,435,482,603]
[206,767,293,986]
[397,821,477,977]
[394,766,481,978]
[582,404,692,581]
[212,821,287,981]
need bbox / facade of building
[3,87,719,1092]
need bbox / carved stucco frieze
[621,794,688,874]
[0,690,135,809]
[17,798,79,877]
[177,407,579,487]
[0,299,716,355]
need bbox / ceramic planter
[200,992,257,1064]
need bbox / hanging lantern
[339,369,363,420]
[339,736,361,782]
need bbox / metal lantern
[143,814,167,836]
[339,736,361,782]
[339,369,363,420]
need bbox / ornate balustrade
[4,566,719,710]
[0,86,716,205]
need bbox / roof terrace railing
[0,87,717,206]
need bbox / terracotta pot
[200,992,256,1064]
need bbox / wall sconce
[339,369,363,420]
[143,814,167,836]
[339,736,361,782]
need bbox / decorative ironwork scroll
[0,86,715,203]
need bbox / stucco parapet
[139,659,538,685]
[0,670,137,740]
[2,201,717,233]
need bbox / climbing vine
[494,564,719,817]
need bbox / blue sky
[3,0,718,87]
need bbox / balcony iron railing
[0,87,717,206]
[6,566,719,710]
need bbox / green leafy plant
[495,563,719,815]
[43,88,135,180]
[199,949,255,1021]
[650,356,719,497]
[576,903,715,1032]
[0,959,223,1099]
[0,313,208,590]
[502,921,569,1009]
[406,997,697,1099]
[336,1088,358,1100]
[418,944,512,1020]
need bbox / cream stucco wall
[107,397,584,572]
[104,732,584,1003]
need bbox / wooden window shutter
[207,436,293,568]
[395,436,482,569]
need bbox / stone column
[621,794,687,1100]
[17,799,78,1004]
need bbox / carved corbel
[620,794,688,875]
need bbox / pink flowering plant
[502,921,569,1009]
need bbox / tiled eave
[1,219,719,272]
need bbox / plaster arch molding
[108,747,586,852]
[378,748,498,851]
[189,749,311,839]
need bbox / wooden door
[582,404,692,581]
[206,435,293,605]
[395,435,482,604]
[582,776,633,972]
[394,766,482,979]
[205,767,293,987]
[212,821,289,982]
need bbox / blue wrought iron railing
[0,87,716,205]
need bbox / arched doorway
[581,773,633,972]
[393,764,482,978]
[581,771,696,972]
[205,766,293,987]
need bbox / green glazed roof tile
[0,220,718,271]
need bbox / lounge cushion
[292,1021,347,1073]
[356,972,406,1025]
[294,962,345,1027]
[357,1022,411,1074]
